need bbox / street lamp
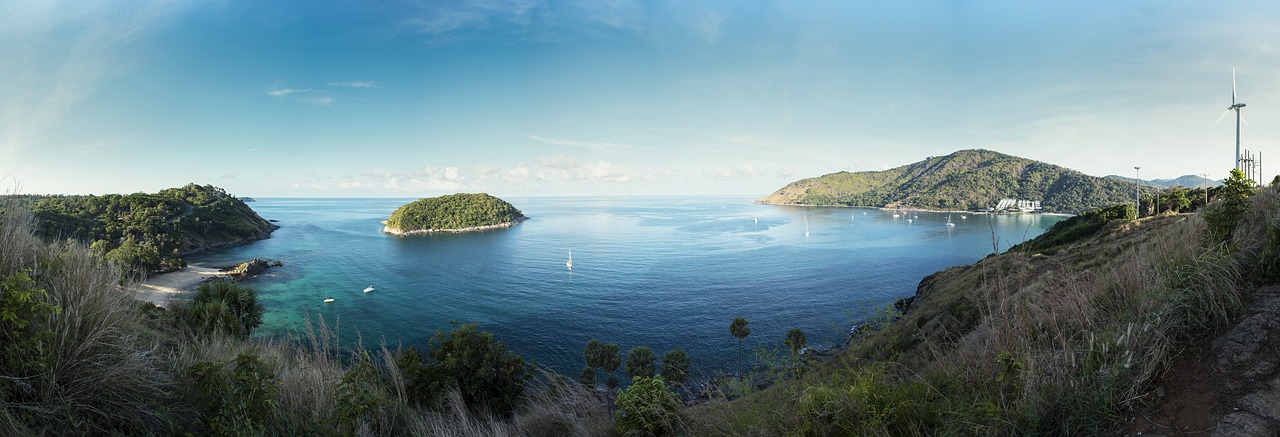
[1134,166,1141,217]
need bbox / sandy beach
[135,266,228,306]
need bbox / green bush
[613,375,683,436]
[334,352,393,434]
[186,354,284,436]
[400,322,529,415]
[1010,203,1135,253]
[176,281,265,339]
[0,270,60,397]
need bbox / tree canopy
[385,193,526,232]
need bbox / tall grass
[1,208,179,434]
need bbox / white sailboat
[566,250,573,271]
[363,284,375,293]
[946,214,955,227]
[804,214,810,236]
[323,297,335,303]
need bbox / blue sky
[3,0,1280,197]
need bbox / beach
[135,266,228,306]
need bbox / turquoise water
[189,196,1064,378]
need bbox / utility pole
[1134,166,1142,217]
[1201,172,1210,207]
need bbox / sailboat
[363,284,375,293]
[323,297,335,303]
[804,214,810,236]
[946,214,955,227]
[754,217,758,224]
[566,250,573,271]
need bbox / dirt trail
[1118,285,1280,436]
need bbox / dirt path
[1117,285,1280,436]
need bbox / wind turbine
[1216,67,1249,170]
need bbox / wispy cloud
[703,162,759,181]
[524,134,637,152]
[265,87,316,97]
[0,0,187,158]
[327,80,377,88]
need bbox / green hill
[384,193,526,235]
[1,184,275,275]
[757,149,1137,214]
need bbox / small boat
[804,214,810,236]
[566,250,573,271]
[961,215,968,219]
[946,214,956,227]
[363,285,375,293]
[323,297,335,303]
[754,218,758,224]
[907,218,913,224]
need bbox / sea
[188,196,1065,379]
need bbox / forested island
[758,149,1141,214]
[383,193,527,236]
[0,184,275,275]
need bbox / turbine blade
[1241,112,1250,128]
[1233,67,1238,104]
[1217,108,1231,124]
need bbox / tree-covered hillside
[757,149,1137,214]
[385,193,526,233]
[1,184,275,275]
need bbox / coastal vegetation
[2,168,1277,435]
[0,184,275,276]
[383,193,526,235]
[759,149,1166,214]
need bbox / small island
[382,193,527,236]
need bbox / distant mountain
[756,149,1137,214]
[1103,174,1222,189]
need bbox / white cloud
[265,86,315,97]
[704,162,759,181]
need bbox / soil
[1115,286,1280,437]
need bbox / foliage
[625,346,657,380]
[186,354,285,436]
[613,376,684,437]
[400,322,530,416]
[1009,203,1135,254]
[582,338,622,388]
[1,183,272,276]
[659,349,691,386]
[385,193,526,232]
[784,328,807,357]
[333,352,394,434]
[1204,168,1255,242]
[729,317,750,350]
[175,280,265,339]
[0,270,60,396]
[758,149,1140,214]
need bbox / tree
[400,322,530,416]
[729,317,750,351]
[178,281,264,339]
[625,346,656,380]
[583,339,605,369]
[660,349,691,386]
[1205,168,1255,242]
[601,342,622,374]
[785,327,807,358]
[578,367,597,387]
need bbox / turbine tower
[1217,67,1249,170]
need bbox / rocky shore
[381,217,528,236]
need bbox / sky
[3,0,1280,197]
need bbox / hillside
[757,149,1137,214]
[1,184,275,275]
[384,193,527,235]
[695,170,1272,435]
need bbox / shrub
[1204,168,1254,243]
[176,281,265,339]
[334,352,394,434]
[402,322,529,416]
[186,353,283,436]
[614,375,683,436]
[0,270,60,395]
